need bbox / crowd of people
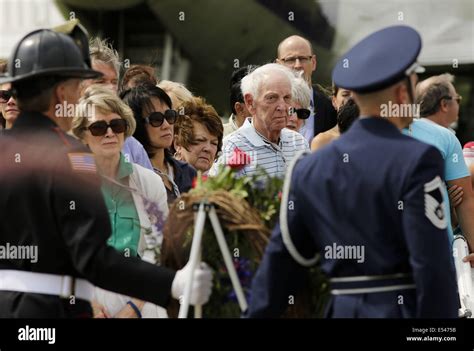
[0,20,473,319]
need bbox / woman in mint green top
[101,153,141,257]
[72,86,169,318]
[74,92,143,258]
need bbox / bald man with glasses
[276,35,337,144]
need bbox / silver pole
[209,206,248,312]
[178,202,206,318]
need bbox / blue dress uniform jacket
[0,112,175,317]
[248,117,459,318]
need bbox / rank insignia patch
[424,175,447,229]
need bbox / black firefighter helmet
[0,27,100,85]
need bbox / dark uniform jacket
[0,112,175,317]
[248,117,459,318]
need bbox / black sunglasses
[290,107,311,120]
[0,90,13,103]
[145,110,178,127]
[85,119,128,136]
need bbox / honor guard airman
[248,25,459,318]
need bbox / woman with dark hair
[0,59,6,129]
[121,82,196,204]
[0,61,20,129]
[311,84,353,151]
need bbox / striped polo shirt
[211,118,309,177]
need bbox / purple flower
[224,258,253,302]
[142,197,165,234]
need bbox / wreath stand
[178,200,249,318]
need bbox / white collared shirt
[211,118,309,178]
[223,114,239,137]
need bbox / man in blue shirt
[408,73,474,257]
[403,118,471,244]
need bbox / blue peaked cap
[332,25,424,93]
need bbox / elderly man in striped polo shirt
[211,63,309,177]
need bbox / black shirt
[313,86,337,137]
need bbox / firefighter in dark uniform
[248,25,459,318]
[0,28,212,317]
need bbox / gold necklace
[152,158,168,175]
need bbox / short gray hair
[416,73,455,117]
[89,37,120,77]
[241,63,295,100]
[292,76,311,108]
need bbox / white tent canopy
[0,0,65,59]
[320,0,474,66]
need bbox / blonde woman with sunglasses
[72,85,169,318]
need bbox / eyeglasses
[452,95,462,104]
[279,55,313,65]
[145,110,178,127]
[440,95,462,105]
[0,90,13,103]
[289,107,311,120]
[85,119,128,136]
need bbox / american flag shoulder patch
[67,153,97,173]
